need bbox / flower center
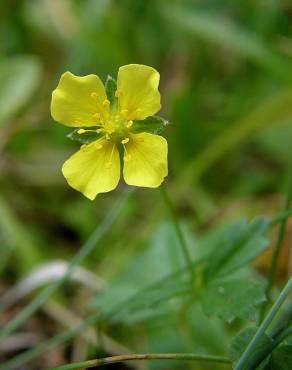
[102,112,132,142]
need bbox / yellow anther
[103,99,110,108]
[90,92,98,99]
[121,138,129,144]
[136,108,143,114]
[105,133,110,140]
[95,143,103,149]
[124,154,131,162]
[120,109,128,117]
[126,120,133,128]
[93,113,101,120]
[115,90,124,97]
[77,129,86,134]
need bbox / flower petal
[123,133,168,187]
[62,139,120,200]
[51,72,108,127]
[117,64,161,120]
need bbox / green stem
[260,173,292,321]
[0,189,132,344]
[50,353,231,370]
[160,185,195,283]
[234,277,292,370]
[243,325,292,370]
[0,259,204,370]
[269,303,292,339]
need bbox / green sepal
[131,115,170,134]
[67,129,103,144]
[105,75,118,109]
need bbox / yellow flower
[51,64,168,200]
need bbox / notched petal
[51,72,108,127]
[123,132,168,188]
[117,64,161,121]
[62,139,120,200]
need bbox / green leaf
[0,56,42,127]
[105,75,117,108]
[204,218,269,281]
[131,115,169,134]
[229,327,273,369]
[67,129,103,144]
[92,222,199,324]
[200,279,266,322]
[267,344,292,370]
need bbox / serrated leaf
[131,115,169,134]
[200,279,266,322]
[205,218,269,281]
[67,129,103,144]
[267,344,292,370]
[229,327,273,370]
[105,75,117,108]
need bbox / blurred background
[1,0,292,369]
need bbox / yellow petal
[117,64,161,120]
[123,133,168,188]
[51,72,108,127]
[62,139,120,200]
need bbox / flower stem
[0,261,205,370]
[160,185,195,283]
[50,353,231,370]
[260,172,292,322]
[234,277,292,370]
[0,189,133,344]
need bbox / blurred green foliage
[1,0,292,369]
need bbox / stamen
[90,92,98,99]
[95,143,103,149]
[103,99,110,108]
[93,113,101,120]
[106,144,116,168]
[124,154,131,162]
[122,139,131,162]
[121,138,129,144]
[135,108,143,115]
[126,120,133,128]
[115,90,124,97]
[77,129,86,134]
[120,109,128,117]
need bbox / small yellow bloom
[51,64,168,200]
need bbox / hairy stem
[50,353,231,370]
